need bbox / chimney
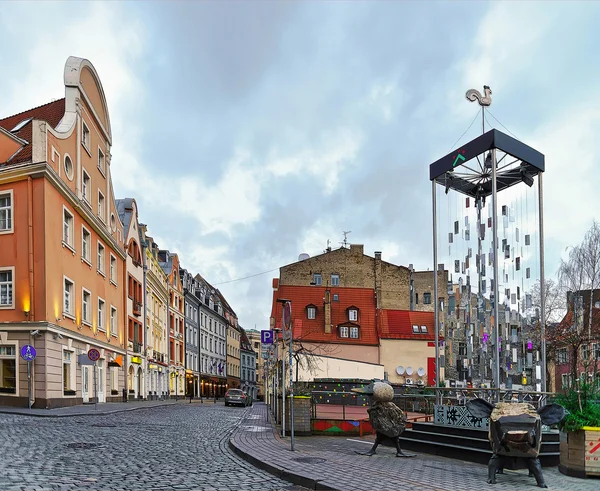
[350,244,364,255]
[324,290,332,334]
[374,251,382,261]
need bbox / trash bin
[122,388,128,403]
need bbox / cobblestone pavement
[231,404,600,491]
[0,403,304,491]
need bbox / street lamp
[276,298,295,451]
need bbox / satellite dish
[396,366,405,375]
[417,367,425,377]
[298,253,310,261]
[406,366,413,376]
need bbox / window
[98,298,106,331]
[348,309,358,322]
[98,191,105,221]
[64,155,74,181]
[458,342,467,356]
[63,350,74,393]
[333,294,339,301]
[110,254,117,284]
[63,207,74,247]
[420,325,428,333]
[415,293,419,304]
[313,273,322,286]
[82,170,91,203]
[82,227,91,263]
[82,288,91,325]
[339,326,349,338]
[412,325,419,333]
[0,345,17,394]
[0,268,14,308]
[97,242,105,274]
[307,306,316,320]
[331,274,340,286]
[423,292,432,304]
[0,190,13,233]
[582,344,589,361]
[557,348,568,365]
[110,306,117,337]
[594,343,600,360]
[562,373,571,389]
[63,277,74,316]
[350,327,359,339]
[82,121,90,149]
[98,148,105,175]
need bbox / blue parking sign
[261,330,273,344]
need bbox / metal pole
[94,363,98,410]
[289,322,295,451]
[432,179,440,405]
[275,343,279,424]
[477,196,484,380]
[538,172,547,393]
[491,148,501,396]
[282,337,286,437]
[27,360,32,409]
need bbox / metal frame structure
[430,128,546,398]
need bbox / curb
[0,401,179,418]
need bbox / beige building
[296,355,384,381]
[226,321,241,389]
[140,226,169,399]
[245,330,265,399]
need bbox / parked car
[224,389,247,407]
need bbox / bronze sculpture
[352,380,415,458]
[467,398,565,488]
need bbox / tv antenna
[341,231,351,248]
[324,239,331,253]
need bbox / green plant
[292,382,313,397]
[555,381,600,432]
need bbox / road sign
[20,345,36,361]
[88,348,100,361]
[283,302,292,328]
[261,330,273,344]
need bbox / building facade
[158,251,185,398]
[0,56,126,408]
[181,268,200,397]
[224,297,241,390]
[245,329,265,400]
[195,274,227,397]
[140,227,169,399]
[116,198,146,399]
[240,327,257,400]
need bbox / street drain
[66,443,99,449]
[292,457,326,464]
[91,423,117,427]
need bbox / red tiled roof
[271,285,378,346]
[0,99,65,165]
[379,310,442,341]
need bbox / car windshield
[227,389,243,395]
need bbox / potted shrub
[557,381,600,478]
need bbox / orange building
[0,57,126,408]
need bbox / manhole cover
[292,457,326,464]
[66,443,99,449]
[91,423,117,427]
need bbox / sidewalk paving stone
[230,403,600,491]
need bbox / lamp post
[277,298,295,451]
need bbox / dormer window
[339,326,349,338]
[420,325,428,333]
[347,306,359,322]
[306,305,316,320]
[412,325,419,333]
[350,327,359,339]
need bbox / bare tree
[557,221,600,386]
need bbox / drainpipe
[27,177,34,321]
[142,257,148,400]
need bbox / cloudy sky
[1,1,598,331]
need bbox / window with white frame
[98,298,106,331]
[82,121,90,149]
[348,309,358,321]
[97,242,105,274]
[0,344,17,394]
[557,348,568,364]
[82,288,91,325]
[339,326,349,338]
[63,207,74,247]
[0,268,14,308]
[98,191,105,221]
[98,147,105,175]
[64,155,74,181]
[331,274,340,286]
[82,227,91,263]
[110,306,117,337]
[350,327,359,339]
[312,273,322,286]
[63,277,74,316]
[0,190,13,233]
[63,350,75,393]
[307,306,316,319]
[82,169,91,203]
[109,254,117,284]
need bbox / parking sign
[261,330,273,344]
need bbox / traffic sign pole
[21,344,37,410]
[27,361,32,409]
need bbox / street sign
[261,330,273,344]
[283,302,292,328]
[20,345,36,361]
[88,348,100,361]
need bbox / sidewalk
[230,403,600,491]
[0,397,222,417]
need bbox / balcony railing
[133,342,143,354]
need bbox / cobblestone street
[0,403,299,491]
